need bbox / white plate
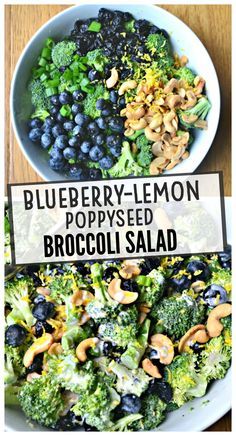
[10,3,220,181]
[5,198,231,431]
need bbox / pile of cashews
[107,71,206,175]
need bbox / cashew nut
[181,113,198,124]
[149,157,168,175]
[165,160,180,170]
[165,94,183,109]
[78,311,91,326]
[108,278,138,304]
[149,113,163,130]
[152,141,163,157]
[118,80,137,96]
[129,118,147,131]
[106,67,119,89]
[163,111,178,133]
[150,334,174,365]
[119,261,141,279]
[163,78,179,94]
[76,337,99,362]
[48,342,63,356]
[71,290,94,306]
[26,372,41,382]
[139,312,147,324]
[126,105,145,120]
[194,76,206,95]
[207,303,232,338]
[145,126,162,142]
[181,91,197,110]
[171,132,190,146]
[23,333,53,367]
[194,119,208,130]
[180,55,188,67]
[191,280,205,293]
[36,286,51,296]
[124,128,135,137]
[142,358,162,378]
[178,324,209,353]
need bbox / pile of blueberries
[28,88,126,179]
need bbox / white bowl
[5,198,231,431]
[10,3,220,182]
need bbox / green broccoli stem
[120,319,151,369]
[129,129,144,140]
[110,414,143,431]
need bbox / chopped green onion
[46,78,60,87]
[136,275,153,286]
[45,37,54,49]
[45,87,57,97]
[88,21,101,32]
[40,73,48,82]
[41,47,51,60]
[60,104,72,117]
[38,58,47,67]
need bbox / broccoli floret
[31,108,50,121]
[86,49,108,72]
[5,276,36,328]
[5,344,28,381]
[146,33,174,70]
[48,351,96,394]
[178,96,211,129]
[136,134,153,168]
[109,361,150,397]
[18,374,64,427]
[51,40,77,69]
[5,384,21,406]
[29,79,49,111]
[174,66,196,85]
[199,334,231,382]
[72,381,117,431]
[129,129,144,140]
[110,414,143,431]
[108,141,144,178]
[137,268,165,308]
[83,84,109,118]
[47,273,79,304]
[120,319,150,369]
[130,394,167,430]
[207,268,232,293]
[98,306,139,347]
[165,354,207,407]
[151,295,206,339]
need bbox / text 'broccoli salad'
[27,8,211,180]
[5,249,231,430]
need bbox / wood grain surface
[4,5,231,431]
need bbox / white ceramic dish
[11,3,220,182]
[5,198,231,431]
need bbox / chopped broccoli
[109,361,150,397]
[5,276,36,328]
[199,334,231,382]
[83,84,109,118]
[108,141,144,178]
[178,96,211,129]
[165,354,207,407]
[18,374,64,427]
[5,384,21,406]
[31,108,50,121]
[129,129,144,141]
[151,295,206,339]
[145,33,174,70]
[137,268,165,307]
[130,394,167,430]
[174,66,196,86]
[98,306,139,347]
[29,79,49,111]
[120,319,150,369]
[136,134,153,168]
[207,268,232,293]
[86,49,108,72]
[5,344,28,381]
[51,40,77,69]
[110,414,143,431]
[47,273,79,304]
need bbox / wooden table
[4,5,231,431]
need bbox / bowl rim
[10,2,220,182]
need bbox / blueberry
[109,117,124,133]
[75,113,90,126]
[88,69,100,81]
[69,136,81,147]
[76,262,89,276]
[41,133,53,149]
[50,94,60,106]
[34,320,53,338]
[106,134,122,147]
[43,117,55,129]
[109,90,118,104]
[63,121,75,131]
[95,117,107,130]
[93,133,105,146]
[149,349,159,360]
[101,107,112,117]
[50,147,64,161]
[72,125,84,136]
[81,140,92,154]
[5,324,27,347]
[83,422,98,432]
[59,91,72,105]
[89,145,105,162]
[63,147,77,160]
[121,394,141,414]
[186,260,210,282]
[71,103,83,115]
[99,155,114,169]
[49,158,66,171]
[110,145,121,157]
[55,411,80,431]
[98,8,114,23]
[190,342,205,353]
[32,301,55,321]
[203,284,228,307]
[103,341,114,356]
[69,164,84,179]
[29,128,42,142]
[27,272,42,287]
[88,121,100,135]
[52,124,65,138]
[96,98,107,110]
[170,275,191,292]
[134,19,151,35]
[50,107,59,118]
[218,246,231,269]
[117,97,126,109]
[55,135,68,150]
[102,266,119,282]
[149,25,160,34]
[140,258,160,274]
[72,90,85,102]
[27,354,43,373]
[33,295,45,304]
[89,168,102,180]
[57,113,68,124]
[147,380,173,403]
[77,151,88,162]
[29,118,43,129]
[121,279,139,293]
[160,28,169,39]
